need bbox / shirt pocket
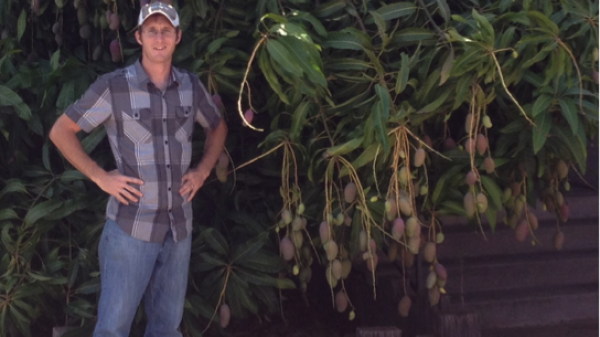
[175,106,194,144]
[123,108,152,144]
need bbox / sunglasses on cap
[138,2,180,28]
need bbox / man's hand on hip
[97,170,144,205]
[180,168,209,202]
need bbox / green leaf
[312,0,346,18]
[500,26,517,48]
[42,143,51,172]
[24,199,63,228]
[439,201,466,216]
[229,274,258,314]
[174,3,192,30]
[237,251,284,274]
[325,137,364,157]
[471,9,495,44]
[199,228,229,256]
[0,85,31,121]
[234,269,295,289]
[276,36,326,88]
[370,2,417,21]
[251,285,279,312]
[392,28,436,43]
[372,100,390,154]
[453,74,472,110]
[418,90,450,113]
[45,198,90,221]
[480,176,503,210]
[206,37,229,55]
[270,22,314,44]
[261,13,288,24]
[558,99,579,135]
[185,294,215,321]
[326,58,373,71]
[350,143,380,172]
[17,9,26,42]
[370,11,387,41]
[374,84,391,118]
[323,32,366,50]
[436,0,451,22]
[56,80,75,112]
[12,299,35,317]
[485,207,497,232]
[395,52,409,94]
[532,94,553,117]
[439,49,455,86]
[432,165,462,204]
[29,273,55,282]
[199,253,227,266]
[0,180,29,199]
[532,111,551,154]
[500,119,527,134]
[553,124,586,170]
[258,49,289,104]
[266,39,303,78]
[75,278,101,294]
[59,170,85,181]
[526,11,559,35]
[9,306,30,334]
[50,50,60,71]
[292,12,327,37]
[0,209,18,221]
[290,101,312,143]
[231,232,269,263]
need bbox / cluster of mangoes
[50,0,128,62]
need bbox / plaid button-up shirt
[65,60,221,243]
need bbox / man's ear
[135,30,142,45]
[175,29,182,44]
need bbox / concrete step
[409,187,598,335]
[482,319,599,337]
[442,249,598,294]
[445,283,598,328]
[436,217,598,260]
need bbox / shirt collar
[133,58,182,89]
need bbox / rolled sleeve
[64,74,113,133]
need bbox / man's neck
[141,59,172,91]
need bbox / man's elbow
[49,121,60,145]
[219,119,228,136]
[49,115,77,146]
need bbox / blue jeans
[93,219,191,337]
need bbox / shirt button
[168,187,172,191]
[167,164,171,169]
[168,209,172,213]
[164,140,168,145]
[163,118,166,122]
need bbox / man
[49,2,227,336]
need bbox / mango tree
[0,0,597,336]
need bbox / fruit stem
[490,50,535,126]
[203,265,231,334]
[238,35,268,131]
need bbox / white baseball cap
[138,1,180,28]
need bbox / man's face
[135,14,181,65]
